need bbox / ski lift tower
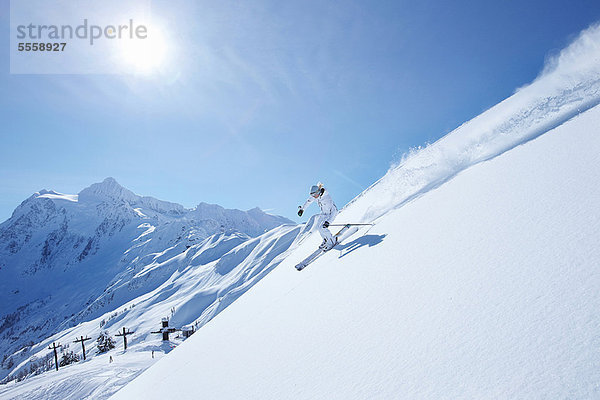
[151,317,178,341]
[181,325,195,338]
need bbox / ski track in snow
[0,351,155,400]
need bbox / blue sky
[1,0,600,222]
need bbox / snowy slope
[0,222,311,400]
[111,89,600,400]
[0,178,294,384]
[109,25,600,399]
[0,350,156,399]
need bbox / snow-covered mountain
[102,24,600,400]
[3,22,600,400]
[0,177,294,383]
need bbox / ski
[295,248,325,271]
[295,224,352,271]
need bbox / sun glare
[117,25,168,74]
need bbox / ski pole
[327,223,374,226]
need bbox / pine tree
[59,351,80,367]
[96,331,116,354]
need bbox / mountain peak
[78,177,138,203]
[100,177,118,186]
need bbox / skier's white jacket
[300,189,338,217]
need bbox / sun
[116,25,168,74]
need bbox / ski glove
[322,221,329,228]
[297,207,303,217]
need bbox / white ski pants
[316,209,338,244]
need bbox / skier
[298,182,339,250]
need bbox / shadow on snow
[337,234,386,259]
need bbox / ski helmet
[309,185,320,195]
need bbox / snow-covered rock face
[78,177,139,204]
[0,178,294,382]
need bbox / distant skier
[298,182,339,250]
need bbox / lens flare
[116,24,168,74]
